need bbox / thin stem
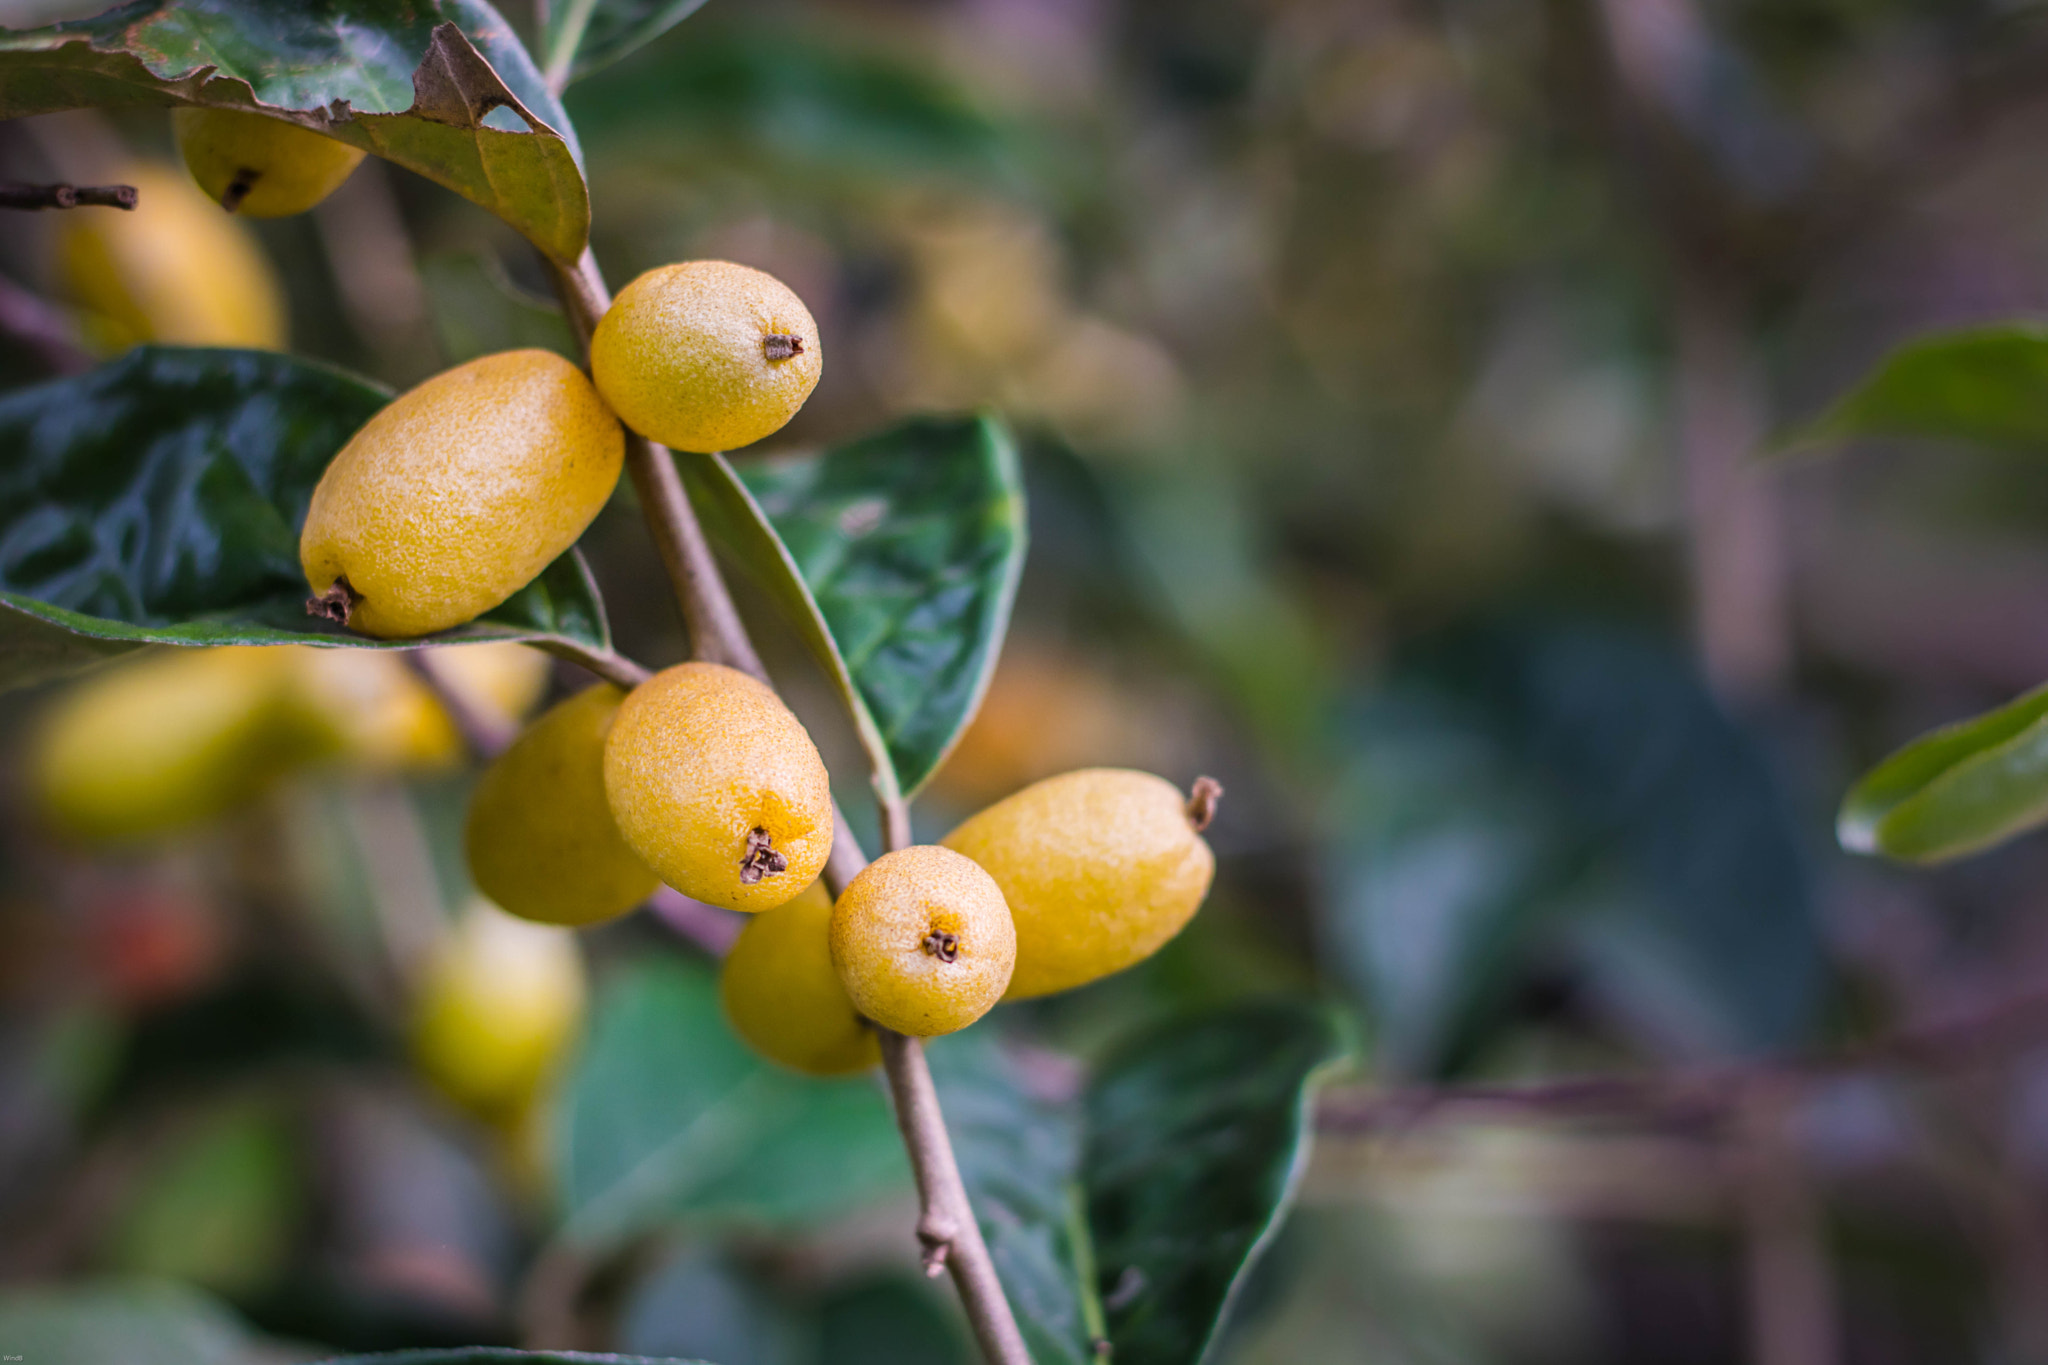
[543,246,1031,1365]
[0,180,135,210]
[531,637,651,690]
[401,650,516,756]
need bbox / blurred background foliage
[11,0,2048,1361]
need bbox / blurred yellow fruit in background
[466,684,658,928]
[278,646,461,773]
[411,899,585,1120]
[418,643,552,731]
[31,647,309,844]
[300,349,624,638]
[942,768,1214,1000]
[591,260,821,452]
[602,662,833,913]
[56,162,285,351]
[722,880,880,1075]
[829,845,1015,1037]
[172,107,365,217]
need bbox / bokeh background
[9,0,2048,1361]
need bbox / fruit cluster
[37,109,1222,1083]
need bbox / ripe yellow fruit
[56,162,285,351]
[602,663,833,912]
[411,899,585,1120]
[829,846,1015,1036]
[590,260,822,453]
[300,349,624,639]
[277,646,462,773]
[31,647,311,844]
[172,107,366,217]
[722,881,880,1075]
[942,768,1214,1000]
[466,684,659,928]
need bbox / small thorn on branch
[219,168,260,213]
[763,333,804,361]
[739,826,787,884]
[305,576,361,626]
[1185,775,1223,831]
[917,1212,959,1277]
[0,181,138,211]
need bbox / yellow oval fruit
[276,645,462,773]
[829,845,1015,1036]
[299,349,625,639]
[411,899,585,1120]
[57,162,285,351]
[590,260,822,453]
[722,880,880,1075]
[466,684,659,928]
[942,768,1214,1000]
[31,647,309,844]
[602,662,833,912]
[172,107,366,218]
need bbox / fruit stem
[547,242,1033,1365]
[530,638,651,691]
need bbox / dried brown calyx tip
[219,168,261,214]
[1185,775,1224,831]
[305,575,361,626]
[739,826,787,884]
[921,930,960,963]
[763,333,805,361]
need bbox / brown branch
[0,272,91,374]
[1318,983,2048,1135]
[400,650,517,757]
[0,181,135,210]
[544,246,1031,1365]
[530,637,651,690]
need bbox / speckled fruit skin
[942,768,1213,1000]
[411,900,585,1120]
[829,846,1016,1037]
[590,260,822,453]
[602,662,834,912]
[300,349,624,638]
[722,880,881,1075]
[173,108,366,217]
[57,163,284,351]
[466,684,659,928]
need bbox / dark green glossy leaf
[420,250,578,366]
[0,1280,270,1365]
[543,0,711,86]
[1839,681,2048,863]
[1329,623,1823,1071]
[699,415,1026,798]
[1784,323,2048,456]
[1085,1001,1346,1365]
[928,1030,1095,1365]
[555,958,907,1249]
[934,1003,1342,1365]
[325,1352,710,1363]
[0,346,611,691]
[0,1,588,261]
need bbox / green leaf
[420,250,579,366]
[324,1353,711,1363]
[1084,1002,1346,1365]
[687,415,1027,799]
[555,958,908,1249]
[1784,323,2048,456]
[935,1002,1344,1365]
[0,346,611,692]
[0,1280,275,1365]
[1839,681,2048,863]
[0,1,588,262]
[543,0,712,87]
[927,1030,1096,1365]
